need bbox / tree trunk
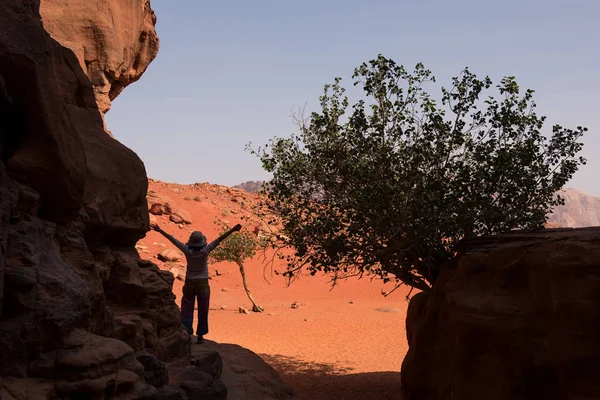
[236,262,264,312]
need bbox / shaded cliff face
[39,0,159,133]
[0,0,189,397]
[401,227,600,400]
[548,188,600,228]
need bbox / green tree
[210,224,264,312]
[250,55,587,292]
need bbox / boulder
[401,227,600,400]
[156,385,186,400]
[170,209,192,224]
[200,340,297,400]
[168,364,227,400]
[179,369,227,400]
[158,249,181,262]
[136,351,168,388]
[27,330,145,397]
[191,347,224,379]
[147,191,175,216]
[253,222,267,237]
[227,187,246,197]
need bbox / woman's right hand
[150,223,161,232]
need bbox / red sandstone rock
[158,248,182,262]
[170,209,193,225]
[0,0,188,398]
[401,227,600,400]
[40,0,159,129]
[148,191,175,216]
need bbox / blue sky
[106,0,600,195]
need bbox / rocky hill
[233,180,264,193]
[547,188,600,228]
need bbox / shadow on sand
[260,353,402,400]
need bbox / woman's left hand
[150,223,161,232]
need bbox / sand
[140,180,410,399]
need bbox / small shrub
[210,224,264,312]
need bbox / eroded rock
[137,350,169,388]
[200,341,297,400]
[192,347,224,379]
[147,191,175,216]
[158,248,182,262]
[170,209,192,225]
[0,0,189,398]
[401,227,600,400]
[40,0,160,131]
[179,369,227,400]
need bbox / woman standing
[151,222,241,343]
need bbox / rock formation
[39,0,159,134]
[1,2,297,399]
[192,341,298,400]
[233,181,264,193]
[548,188,600,228]
[401,227,600,400]
[0,0,190,397]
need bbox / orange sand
[140,180,409,399]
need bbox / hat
[187,231,207,247]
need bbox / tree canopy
[210,224,258,266]
[250,55,587,292]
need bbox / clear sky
[105,0,600,195]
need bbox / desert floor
[141,180,411,399]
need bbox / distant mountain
[233,181,264,193]
[548,188,600,228]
